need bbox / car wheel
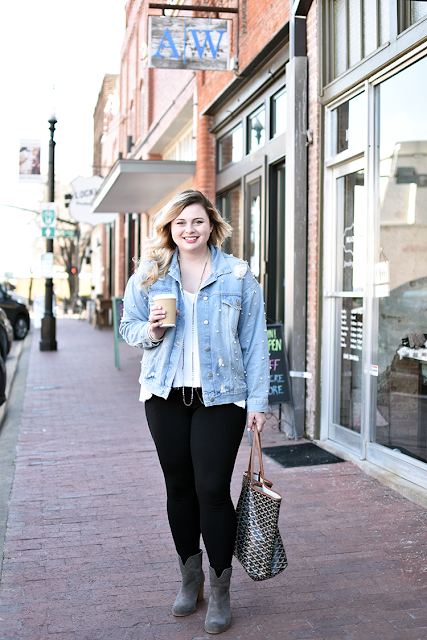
[14,315,28,340]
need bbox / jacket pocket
[222,295,242,335]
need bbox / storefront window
[334,0,347,77]
[376,56,427,463]
[271,89,286,137]
[246,179,261,279]
[218,125,243,170]
[332,0,390,79]
[411,1,427,24]
[248,107,266,153]
[399,1,427,32]
[216,186,242,257]
[333,92,366,155]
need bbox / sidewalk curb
[0,331,32,577]
[0,334,27,429]
[315,438,427,510]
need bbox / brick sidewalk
[1,319,427,640]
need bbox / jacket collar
[168,245,231,285]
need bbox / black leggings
[145,388,246,575]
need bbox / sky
[0,0,125,278]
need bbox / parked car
[0,308,13,357]
[0,352,5,406]
[0,284,30,339]
[0,308,12,407]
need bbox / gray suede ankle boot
[204,566,232,634]
[172,551,205,617]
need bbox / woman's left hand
[247,412,266,432]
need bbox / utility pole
[40,116,58,351]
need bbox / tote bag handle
[248,428,266,487]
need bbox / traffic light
[71,267,77,275]
[64,193,72,208]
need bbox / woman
[120,189,269,634]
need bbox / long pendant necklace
[178,248,210,406]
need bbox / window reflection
[246,179,261,279]
[248,107,265,152]
[271,89,286,137]
[376,56,427,463]
[334,171,365,433]
[218,126,243,170]
[336,298,364,432]
[216,186,242,257]
[334,92,366,155]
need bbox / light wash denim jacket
[120,245,270,412]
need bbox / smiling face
[170,203,213,256]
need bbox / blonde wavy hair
[136,189,232,290]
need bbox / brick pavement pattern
[1,319,427,640]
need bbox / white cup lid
[153,294,177,300]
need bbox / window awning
[91,159,197,214]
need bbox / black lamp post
[40,116,58,351]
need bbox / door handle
[324,291,364,298]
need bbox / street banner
[149,16,230,71]
[19,139,41,182]
[41,202,57,238]
[40,253,54,278]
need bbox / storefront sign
[341,306,363,362]
[267,324,292,405]
[148,16,230,70]
[375,260,390,297]
[70,176,118,226]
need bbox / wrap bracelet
[148,327,163,344]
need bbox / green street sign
[40,202,57,237]
[42,226,56,238]
[56,229,76,238]
[41,209,55,225]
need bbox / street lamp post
[40,116,58,351]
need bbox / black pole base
[40,316,57,351]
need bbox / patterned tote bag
[234,428,288,581]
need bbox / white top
[172,291,200,387]
[139,290,245,409]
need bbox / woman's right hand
[148,306,179,341]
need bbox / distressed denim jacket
[120,245,270,412]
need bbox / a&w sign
[149,16,230,71]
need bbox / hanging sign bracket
[149,3,238,14]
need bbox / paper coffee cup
[152,294,177,327]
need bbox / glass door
[323,158,366,452]
[244,167,264,286]
[266,162,285,324]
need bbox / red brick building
[93,74,119,178]
[92,0,427,509]
[92,0,318,439]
